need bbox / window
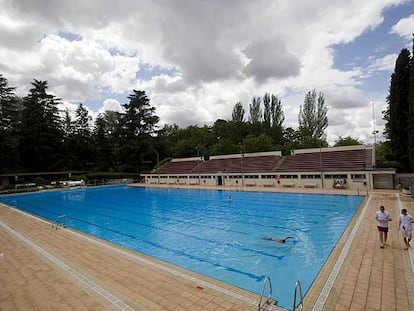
[325,174,347,179]
[300,175,321,179]
[351,174,366,179]
[280,175,298,179]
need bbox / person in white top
[375,205,392,248]
[398,208,414,250]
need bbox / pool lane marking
[0,219,142,311]
[312,194,372,311]
[6,203,276,282]
[396,194,414,273]
[4,206,280,310]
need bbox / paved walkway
[319,193,414,311]
[0,189,413,311]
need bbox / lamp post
[372,101,378,168]
[153,149,160,184]
[239,142,244,187]
[319,133,326,188]
[319,140,323,188]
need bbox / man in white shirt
[375,205,392,248]
[398,208,414,250]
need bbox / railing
[258,276,276,310]
[292,280,304,311]
[52,215,69,230]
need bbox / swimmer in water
[260,236,293,243]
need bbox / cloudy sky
[1,0,413,144]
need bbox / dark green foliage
[0,75,334,174]
[409,36,414,171]
[19,80,64,171]
[281,127,301,155]
[271,94,284,128]
[93,111,122,171]
[262,93,271,129]
[117,90,160,172]
[243,133,274,153]
[231,102,245,123]
[34,177,45,186]
[375,141,400,169]
[0,74,19,172]
[297,90,328,149]
[298,90,328,145]
[249,96,262,124]
[269,94,284,146]
[383,43,414,172]
[72,103,94,169]
[334,136,363,147]
[248,96,262,136]
[386,49,411,171]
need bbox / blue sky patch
[136,64,178,81]
[332,3,413,72]
[58,31,82,42]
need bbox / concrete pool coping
[1,185,413,310]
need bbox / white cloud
[0,0,409,145]
[367,53,398,73]
[98,99,124,115]
[242,37,301,82]
[391,14,414,39]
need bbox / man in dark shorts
[260,236,293,243]
[375,205,392,248]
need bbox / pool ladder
[292,280,304,311]
[258,276,277,310]
[258,278,304,311]
[52,215,69,230]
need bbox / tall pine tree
[298,90,328,147]
[118,90,159,171]
[73,103,94,169]
[0,74,19,172]
[20,80,63,171]
[409,35,414,172]
[385,49,411,171]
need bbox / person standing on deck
[398,208,414,250]
[375,205,392,248]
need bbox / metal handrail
[52,215,68,229]
[292,280,304,311]
[258,276,273,310]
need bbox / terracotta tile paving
[312,193,414,311]
[0,204,271,311]
[0,189,413,311]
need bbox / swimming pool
[0,185,363,309]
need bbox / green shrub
[34,177,45,186]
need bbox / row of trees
[3,37,413,175]
[383,35,414,172]
[1,74,340,174]
[0,77,159,173]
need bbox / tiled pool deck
[0,186,413,311]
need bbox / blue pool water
[0,185,363,309]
